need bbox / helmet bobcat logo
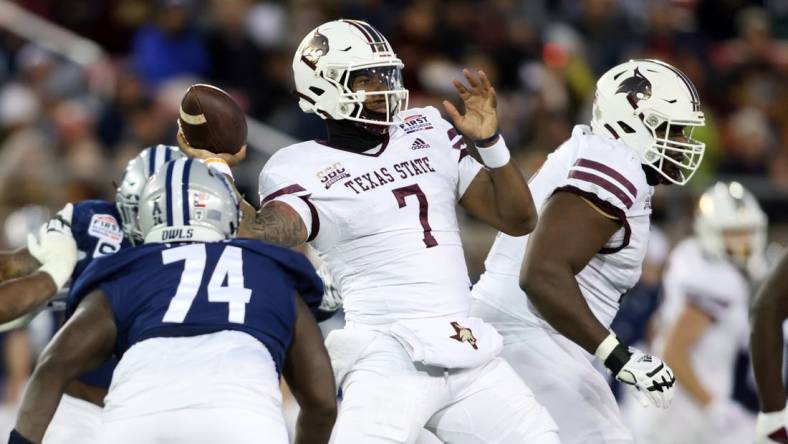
[615,67,652,108]
[449,321,478,350]
[301,31,329,69]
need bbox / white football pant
[471,298,633,444]
[42,394,102,444]
[101,331,288,444]
[329,330,560,444]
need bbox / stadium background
[0,0,785,440]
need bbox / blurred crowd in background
[0,0,785,433]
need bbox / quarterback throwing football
[214,19,559,444]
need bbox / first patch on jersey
[399,114,433,134]
[88,214,123,244]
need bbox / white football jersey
[259,106,483,324]
[652,238,750,400]
[473,125,653,329]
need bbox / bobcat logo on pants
[449,321,478,350]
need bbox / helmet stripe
[164,160,175,227]
[644,59,700,111]
[148,145,157,177]
[360,22,383,43]
[181,159,193,226]
[170,159,186,227]
[343,19,377,52]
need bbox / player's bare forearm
[662,306,713,406]
[460,165,537,236]
[294,410,336,444]
[15,357,72,442]
[487,162,537,234]
[521,260,610,353]
[520,191,621,354]
[16,290,116,441]
[286,296,336,444]
[0,272,56,323]
[751,253,788,412]
[64,380,107,407]
[0,248,40,282]
[239,200,308,247]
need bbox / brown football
[178,84,247,154]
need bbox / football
[178,84,247,155]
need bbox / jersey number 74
[161,244,252,324]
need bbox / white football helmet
[116,145,186,244]
[591,59,706,185]
[139,158,240,244]
[292,19,408,127]
[694,181,767,266]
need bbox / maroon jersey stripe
[299,196,320,242]
[574,158,638,197]
[568,170,634,209]
[262,184,308,204]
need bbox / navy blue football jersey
[62,200,131,388]
[69,239,323,373]
[67,200,132,280]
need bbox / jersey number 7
[393,184,438,248]
[161,244,252,324]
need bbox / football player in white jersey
[637,181,765,444]
[184,18,559,444]
[470,59,706,444]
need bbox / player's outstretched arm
[239,200,309,247]
[0,219,78,324]
[284,295,337,444]
[13,289,116,443]
[446,69,537,236]
[661,305,713,406]
[0,248,40,283]
[751,253,788,442]
[0,272,56,324]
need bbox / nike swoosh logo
[662,99,677,104]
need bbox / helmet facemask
[116,187,143,245]
[325,64,408,130]
[642,114,705,185]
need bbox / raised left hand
[442,69,498,142]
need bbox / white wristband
[476,136,511,169]
[594,332,620,361]
[202,158,234,180]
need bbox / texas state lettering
[344,157,437,194]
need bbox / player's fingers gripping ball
[178,84,247,156]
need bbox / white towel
[389,317,502,369]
